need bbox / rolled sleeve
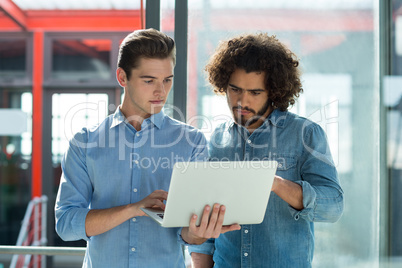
[176,228,191,246]
[289,123,344,223]
[187,238,215,256]
[55,130,93,241]
[288,180,317,221]
[55,206,90,241]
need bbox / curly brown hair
[205,33,303,111]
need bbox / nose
[237,91,249,107]
[154,81,166,97]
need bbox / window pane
[0,39,26,79]
[51,93,108,164]
[387,0,402,260]
[51,39,112,80]
[188,0,378,267]
[0,89,32,245]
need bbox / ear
[116,68,127,87]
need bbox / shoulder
[163,116,207,140]
[70,114,114,145]
[282,111,324,134]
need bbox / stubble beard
[234,98,271,127]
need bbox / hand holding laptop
[180,203,241,245]
[140,161,278,244]
[136,192,239,245]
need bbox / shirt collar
[110,107,125,129]
[266,108,288,128]
[147,110,165,129]
[110,107,166,130]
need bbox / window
[51,39,112,81]
[51,93,109,164]
[386,0,402,259]
[0,33,32,85]
[44,32,129,87]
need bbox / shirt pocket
[262,154,297,178]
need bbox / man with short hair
[189,33,344,267]
[55,28,239,268]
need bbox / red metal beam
[0,10,141,31]
[0,0,26,30]
[32,30,44,198]
[26,10,141,31]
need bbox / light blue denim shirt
[188,109,344,268]
[55,108,208,268]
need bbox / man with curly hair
[188,33,344,267]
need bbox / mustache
[232,106,256,114]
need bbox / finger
[146,198,165,209]
[151,190,168,200]
[211,205,226,237]
[199,205,211,231]
[159,201,166,210]
[206,204,220,235]
[221,224,241,234]
[189,214,198,233]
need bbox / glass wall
[0,89,32,245]
[0,39,26,79]
[188,0,379,267]
[0,33,32,245]
[51,39,112,81]
[386,0,402,261]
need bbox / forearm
[272,176,303,210]
[191,253,214,268]
[85,203,141,237]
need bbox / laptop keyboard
[157,213,164,219]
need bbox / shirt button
[134,160,139,165]
[244,252,248,257]
[247,140,251,144]
[133,188,138,192]
[278,163,283,168]
[131,248,136,252]
[244,230,249,234]
[132,218,136,222]
[136,133,140,137]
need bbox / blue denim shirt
[55,108,208,268]
[188,109,344,268]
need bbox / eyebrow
[228,83,265,92]
[140,75,174,79]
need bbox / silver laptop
[141,160,277,227]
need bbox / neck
[245,118,265,134]
[244,106,273,134]
[119,105,149,131]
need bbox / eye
[144,80,153,84]
[250,91,261,96]
[164,78,172,83]
[229,86,241,93]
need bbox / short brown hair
[117,28,176,80]
[206,33,303,111]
